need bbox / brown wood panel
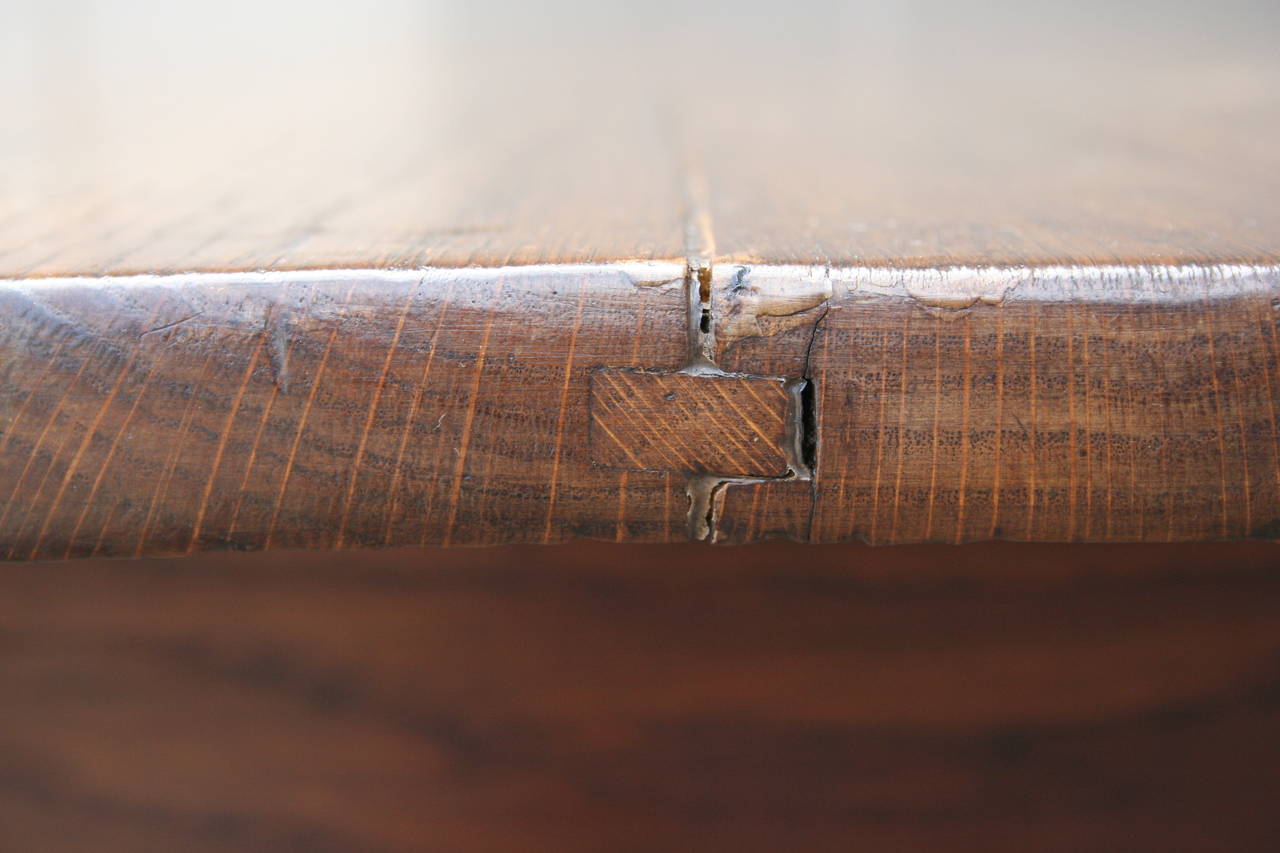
[3,1,1280,550]
[711,479,813,544]
[0,266,690,558]
[714,265,1280,543]
[2,541,1280,852]
[589,370,795,477]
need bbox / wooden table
[4,0,1280,554]
[2,2,1279,850]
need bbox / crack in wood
[668,199,822,541]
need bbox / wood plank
[0,266,690,557]
[3,1,1280,551]
[589,370,798,477]
[0,4,689,274]
[712,266,1280,542]
[697,1,1280,267]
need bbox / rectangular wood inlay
[589,370,795,477]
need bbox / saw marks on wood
[712,264,1280,543]
[3,1,1280,551]
[0,265,691,557]
[589,370,796,477]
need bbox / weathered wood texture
[3,1,1280,552]
[714,266,1280,542]
[0,267,690,557]
[3,541,1280,852]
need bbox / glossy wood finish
[3,1,1280,552]
[3,541,1280,852]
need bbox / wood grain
[695,1,1280,268]
[2,541,1280,852]
[589,370,796,477]
[3,1,1280,551]
[0,266,690,557]
[713,265,1280,542]
[5,1,1278,277]
[0,3,691,275]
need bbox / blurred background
[4,540,1280,851]
[5,0,1279,275]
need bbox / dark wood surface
[3,0,1280,553]
[0,267,693,558]
[3,541,1280,852]
[4,8,1280,847]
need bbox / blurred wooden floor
[2,541,1279,851]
